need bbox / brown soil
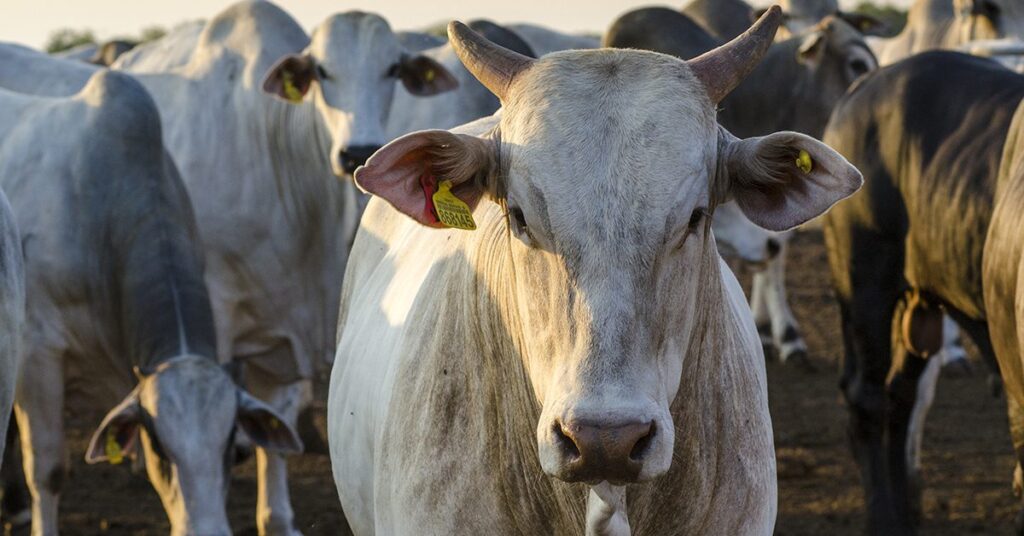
[8,229,1017,535]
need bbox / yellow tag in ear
[424,69,435,83]
[796,149,813,174]
[105,430,124,465]
[282,72,304,104]
[432,180,477,230]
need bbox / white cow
[331,9,862,534]
[0,56,301,535]
[874,0,1024,65]
[111,1,457,533]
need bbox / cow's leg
[15,352,65,536]
[938,315,972,376]
[749,267,775,360]
[247,365,307,536]
[885,293,941,530]
[1,416,31,528]
[754,239,810,368]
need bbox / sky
[2,0,914,50]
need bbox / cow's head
[955,0,1024,43]
[261,12,458,177]
[355,8,860,485]
[85,357,301,536]
[789,16,878,137]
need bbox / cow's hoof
[941,357,973,378]
[783,350,817,373]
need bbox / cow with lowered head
[330,9,862,534]
[0,49,301,535]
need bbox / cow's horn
[448,20,535,102]
[687,5,782,104]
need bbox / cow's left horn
[448,20,535,102]
[687,5,782,104]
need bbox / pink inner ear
[419,173,441,226]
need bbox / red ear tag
[419,173,441,226]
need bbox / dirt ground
[7,228,1020,535]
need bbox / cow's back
[681,0,754,41]
[0,42,96,96]
[824,51,1024,318]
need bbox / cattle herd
[0,0,1023,534]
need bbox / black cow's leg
[0,415,30,527]
[886,295,934,531]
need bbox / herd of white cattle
[0,0,1020,534]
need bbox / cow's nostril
[766,238,781,258]
[554,421,580,460]
[629,422,655,461]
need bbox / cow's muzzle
[550,418,655,484]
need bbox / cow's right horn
[688,5,782,104]
[448,20,535,102]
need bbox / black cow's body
[823,51,1024,534]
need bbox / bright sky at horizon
[2,0,914,51]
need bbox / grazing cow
[110,2,457,533]
[505,23,600,56]
[330,10,862,534]
[605,7,876,365]
[822,51,1024,534]
[984,97,1024,535]
[386,20,535,138]
[0,61,301,535]
[875,0,1024,65]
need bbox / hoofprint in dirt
[9,229,1014,535]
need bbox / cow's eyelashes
[316,64,331,81]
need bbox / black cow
[822,51,1024,534]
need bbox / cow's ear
[85,392,142,464]
[262,53,317,103]
[236,391,303,454]
[797,30,827,65]
[720,130,862,231]
[837,12,888,36]
[394,54,459,96]
[354,129,496,227]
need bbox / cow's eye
[316,64,331,81]
[688,207,707,232]
[508,206,532,243]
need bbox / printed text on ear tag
[432,180,477,230]
[106,430,124,465]
[796,149,813,174]
[282,72,304,103]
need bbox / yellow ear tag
[105,430,124,465]
[282,72,304,104]
[269,417,280,429]
[424,69,435,83]
[796,149,813,174]
[432,180,477,230]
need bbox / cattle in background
[682,0,885,41]
[386,20,535,138]
[874,0,1024,65]
[605,7,876,366]
[0,53,301,534]
[110,1,457,533]
[331,10,862,534]
[984,95,1024,536]
[822,51,1024,534]
[505,23,600,56]
[53,39,137,66]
